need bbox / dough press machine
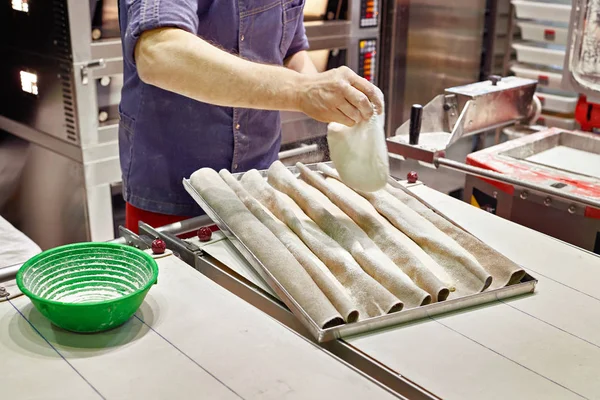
[387,76,600,253]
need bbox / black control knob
[409,104,423,145]
[489,75,502,86]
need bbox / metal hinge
[80,59,106,85]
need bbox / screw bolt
[568,205,576,214]
[544,197,552,207]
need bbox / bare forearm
[135,27,384,126]
[284,51,319,74]
[135,28,302,111]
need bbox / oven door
[90,0,120,40]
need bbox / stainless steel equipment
[464,128,600,253]
[378,0,510,136]
[386,76,600,253]
[386,0,600,253]
[0,0,384,248]
[387,76,539,164]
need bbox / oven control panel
[358,39,377,84]
[360,0,378,28]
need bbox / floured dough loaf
[318,164,493,297]
[241,169,403,319]
[327,110,389,192]
[189,168,343,329]
[268,161,431,309]
[219,170,360,323]
[383,184,526,289]
[298,163,451,302]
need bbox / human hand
[295,66,384,126]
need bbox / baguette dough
[297,163,451,302]
[268,161,431,308]
[383,184,526,289]
[219,170,360,323]
[190,168,344,329]
[318,164,493,297]
[241,169,403,318]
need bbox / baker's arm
[283,17,318,75]
[135,28,379,126]
[284,51,319,75]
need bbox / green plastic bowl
[16,242,158,333]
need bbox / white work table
[1,252,398,399]
[197,184,600,400]
[344,185,600,400]
[3,185,600,400]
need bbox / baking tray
[510,63,563,90]
[517,20,568,45]
[512,42,566,68]
[512,0,571,23]
[183,163,537,343]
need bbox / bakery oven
[90,0,119,40]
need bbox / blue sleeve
[285,18,310,59]
[122,0,200,67]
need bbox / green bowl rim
[16,242,159,308]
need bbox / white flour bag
[327,110,389,192]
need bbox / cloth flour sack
[327,111,389,192]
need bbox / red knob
[151,238,166,254]
[407,171,418,183]
[197,226,213,242]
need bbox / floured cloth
[327,111,389,192]
[241,170,402,319]
[318,164,493,297]
[268,161,430,309]
[220,170,359,323]
[0,216,41,270]
[190,168,343,329]
[298,163,450,302]
[383,184,526,289]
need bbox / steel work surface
[1,254,399,399]
[526,145,600,180]
[199,184,600,400]
[344,185,600,400]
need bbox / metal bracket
[118,226,151,250]
[80,59,106,85]
[443,94,459,131]
[0,286,9,298]
[139,222,203,266]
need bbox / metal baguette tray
[183,162,537,343]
